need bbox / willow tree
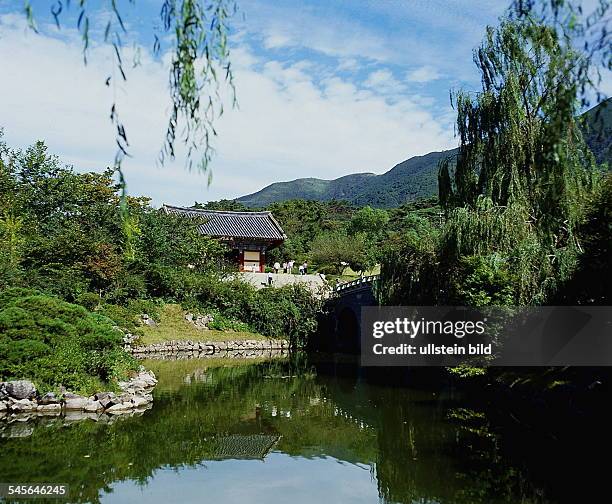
[434,0,612,304]
[439,17,598,234]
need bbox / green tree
[310,231,368,275]
[434,8,607,304]
[348,205,389,237]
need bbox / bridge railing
[332,274,379,295]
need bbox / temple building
[162,205,286,273]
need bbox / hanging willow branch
[22,0,237,178]
[440,12,601,241]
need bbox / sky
[0,0,598,206]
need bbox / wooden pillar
[238,249,244,272]
[260,250,265,273]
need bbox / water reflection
[0,356,606,503]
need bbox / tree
[439,18,597,239]
[434,6,610,304]
[310,232,368,275]
[348,206,389,237]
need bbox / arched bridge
[314,275,379,353]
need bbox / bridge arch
[315,275,379,354]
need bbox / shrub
[0,288,137,394]
[76,291,102,311]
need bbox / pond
[0,355,608,503]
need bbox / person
[303,261,308,275]
[282,261,287,273]
[288,260,294,274]
[298,264,304,275]
[274,261,280,274]
[267,271,273,286]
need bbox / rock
[131,395,151,408]
[140,314,157,327]
[37,403,61,413]
[0,382,8,400]
[0,401,8,411]
[9,398,37,412]
[84,400,102,412]
[130,379,149,390]
[185,312,213,330]
[106,402,133,413]
[96,392,117,409]
[122,333,139,345]
[5,380,36,400]
[64,396,89,410]
[39,392,59,405]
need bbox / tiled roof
[162,205,286,241]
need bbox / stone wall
[128,338,289,360]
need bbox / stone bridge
[314,275,379,353]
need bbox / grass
[138,304,269,345]
[327,264,381,283]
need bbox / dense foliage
[0,288,136,394]
[381,8,610,307]
[0,136,322,352]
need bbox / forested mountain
[237,101,610,209]
[237,149,455,208]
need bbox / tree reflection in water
[0,356,607,503]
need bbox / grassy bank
[138,304,270,345]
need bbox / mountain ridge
[236,101,610,209]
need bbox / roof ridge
[162,203,286,240]
[162,204,272,216]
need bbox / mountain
[580,98,612,166]
[237,149,456,209]
[237,101,610,209]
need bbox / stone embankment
[128,338,289,360]
[0,368,157,419]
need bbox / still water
[0,355,607,503]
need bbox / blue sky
[0,0,571,205]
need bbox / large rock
[95,392,117,409]
[185,313,213,330]
[131,394,152,408]
[37,403,61,413]
[0,401,8,411]
[5,380,36,400]
[106,402,133,413]
[84,400,102,412]
[64,396,89,410]
[39,392,59,405]
[9,398,37,412]
[140,314,157,327]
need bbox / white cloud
[406,66,442,83]
[0,13,455,207]
[363,69,406,95]
[336,58,360,72]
